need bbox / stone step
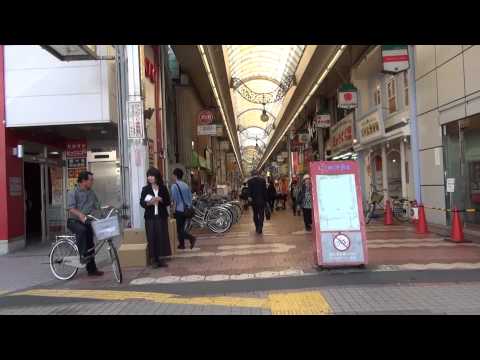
[118,243,148,268]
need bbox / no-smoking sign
[333,233,351,252]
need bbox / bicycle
[49,206,123,283]
[364,184,412,224]
[184,195,235,234]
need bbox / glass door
[46,164,66,241]
[443,115,480,227]
[443,121,465,225]
[461,116,480,226]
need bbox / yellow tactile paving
[9,288,333,314]
[10,289,269,309]
[268,291,332,315]
[11,289,176,303]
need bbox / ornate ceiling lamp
[231,75,296,105]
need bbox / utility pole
[408,45,422,203]
[115,45,148,229]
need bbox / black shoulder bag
[175,183,195,218]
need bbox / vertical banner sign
[148,139,155,167]
[292,152,299,175]
[127,101,145,139]
[66,140,87,191]
[382,45,409,73]
[337,83,358,109]
[310,161,368,267]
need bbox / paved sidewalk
[0,243,56,293]
[3,282,480,315]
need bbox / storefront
[443,113,480,226]
[354,107,414,203]
[1,45,122,252]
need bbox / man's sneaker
[177,245,186,250]
[87,270,104,277]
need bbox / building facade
[415,45,480,227]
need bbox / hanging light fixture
[260,103,269,122]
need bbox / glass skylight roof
[224,45,305,171]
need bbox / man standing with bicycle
[66,171,104,277]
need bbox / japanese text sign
[309,160,368,267]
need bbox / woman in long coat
[140,167,171,268]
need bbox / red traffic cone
[449,207,465,243]
[384,199,393,225]
[416,204,429,234]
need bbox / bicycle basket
[91,216,120,241]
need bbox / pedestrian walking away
[290,177,299,216]
[247,170,268,234]
[267,179,277,214]
[171,168,197,250]
[66,171,104,277]
[140,167,171,268]
[240,182,250,211]
[279,177,289,210]
[297,174,313,231]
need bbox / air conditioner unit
[87,150,117,163]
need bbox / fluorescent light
[259,45,347,169]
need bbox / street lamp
[41,45,98,61]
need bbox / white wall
[5,45,116,127]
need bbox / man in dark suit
[247,170,268,234]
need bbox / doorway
[443,114,480,227]
[24,162,43,244]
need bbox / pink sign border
[309,160,368,267]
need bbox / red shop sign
[66,141,87,159]
[198,110,215,125]
[145,57,156,83]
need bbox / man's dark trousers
[175,212,195,247]
[252,205,265,232]
[67,219,98,273]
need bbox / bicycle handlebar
[87,206,118,222]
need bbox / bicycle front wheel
[207,208,232,233]
[393,201,410,222]
[365,203,376,225]
[108,243,123,284]
[49,240,79,281]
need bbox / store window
[387,77,397,114]
[403,72,409,107]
